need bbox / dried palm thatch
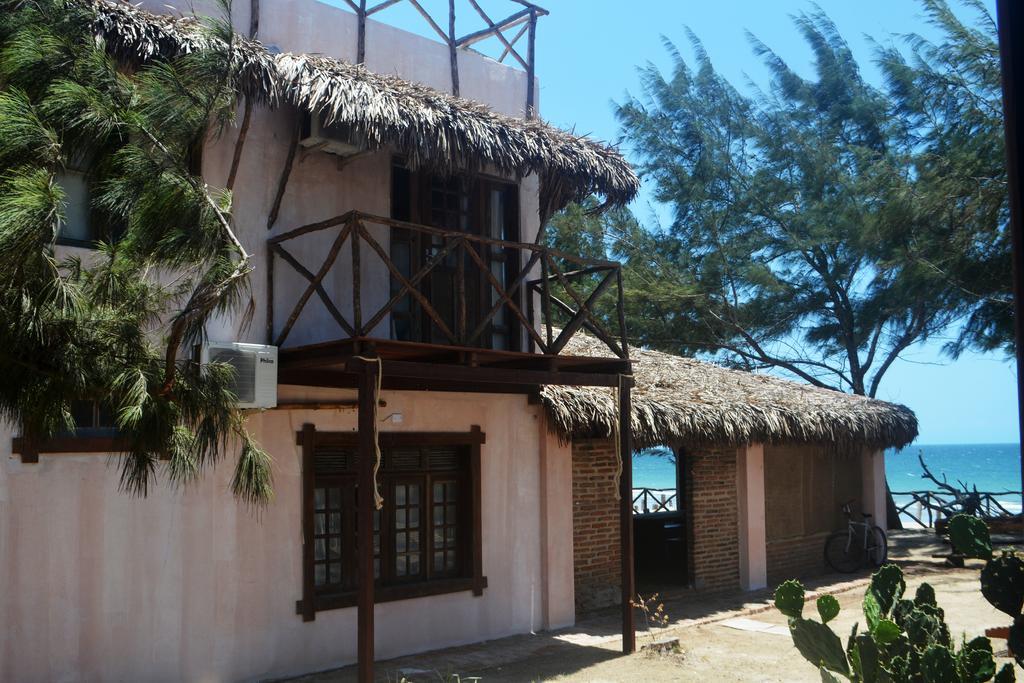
[84,0,639,212]
[87,0,278,103]
[541,335,918,452]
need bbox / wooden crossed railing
[892,490,1022,528]
[266,210,629,359]
[632,487,678,515]
[340,0,548,117]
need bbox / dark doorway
[634,446,693,592]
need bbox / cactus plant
[774,563,1016,682]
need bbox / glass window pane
[314,513,325,535]
[314,488,326,510]
[329,537,341,559]
[329,513,341,533]
[446,554,456,571]
[395,509,406,530]
[409,485,419,505]
[315,564,326,586]
[434,482,444,501]
[446,527,456,544]
[373,509,380,532]
[446,482,457,501]
[447,505,457,522]
[374,558,380,579]
[396,556,406,577]
[315,539,325,561]
[409,531,419,551]
[373,533,380,553]
[409,508,419,529]
[56,170,91,242]
[409,554,420,575]
[328,488,340,508]
[434,528,444,545]
[395,485,406,506]
[329,563,341,584]
[434,551,444,572]
[434,505,444,525]
[396,532,406,553]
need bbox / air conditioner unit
[199,342,278,409]
[299,111,366,157]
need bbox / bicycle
[823,499,888,573]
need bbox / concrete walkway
[284,530,971,682]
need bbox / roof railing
[337,0,548,117]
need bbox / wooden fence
[891,490,1021,528]
[632,487,677,514]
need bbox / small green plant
[949,513,1024,670]
[630,592,671,644]
[773,565,1015,681]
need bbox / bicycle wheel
[824,531,864,573]
[867,526,888,567]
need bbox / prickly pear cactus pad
[949,514,993,560]
[817,595,840,624]
[774,579,805,619]
[981,553,1024,617]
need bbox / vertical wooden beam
[525,9,536,119]
[356,359,379,683]
[448,0,460,96]
[357,0,367,63]
[996,0,1024,520]
[616,268,629,360]
[300,423,316,622]
[352,218,363,335]
[618,375,635,654]
[470,424,484,596]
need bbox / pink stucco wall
[0,388,574,681]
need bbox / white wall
[736,443,767,591]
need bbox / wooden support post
[356,358,379,683]
[618,374,635,654]
[266,246,274,345]
[996,0,1024,527]
[448,0,460,97]
[525,9,536,118]
[357,0,367,63]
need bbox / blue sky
[339,0,1019,446]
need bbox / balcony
[266,210,630,391]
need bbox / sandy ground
[292,532,1017,682]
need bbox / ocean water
[632,443,1023,497]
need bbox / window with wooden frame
[389,161,521,350]
[296,426,486,619]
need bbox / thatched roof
[541,336,918,452]
[86,0,639,212]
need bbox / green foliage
[545,1,1010,395]
[775,564,1014,681]
[0,0,271,503]
[951,514,994,559]
[775,579,806,618]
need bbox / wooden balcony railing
[266,210,629,360]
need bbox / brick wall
[766,532,829,586]
[686,444,740,593]
[571,438,622,615]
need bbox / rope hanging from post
[612,372,634,503]
[613,375,622,501]
[353,355,384,510]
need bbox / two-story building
[0,1,640,681]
